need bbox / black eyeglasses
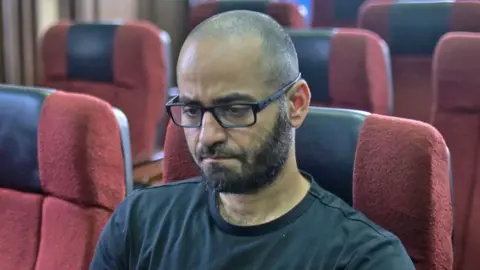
[166,73,301,128]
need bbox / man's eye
[182,106,200,117]
[222,106,251,117]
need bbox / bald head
[179,10,299,89]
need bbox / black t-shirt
[90,175,414,270]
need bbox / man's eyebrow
[213,93,258,104]
[179,93,257,105]
[178,96,198,104]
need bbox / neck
[218,155,310,226]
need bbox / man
[91,11,414,269]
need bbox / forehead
[177,36,269,103]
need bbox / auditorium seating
[189,1,305,30]
[358,0,480,122]
[312,0,367,27]
[433,32,480,270]
[355,114,453,270]
[40,21,169,180]
[288,28,393,114]
[0,85,130,270]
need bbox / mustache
[197,144,243,160]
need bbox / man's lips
[200,155,237,162]
[202,156,232,160]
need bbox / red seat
[358,0,480,122]
[0,85,127,270]
[433,32,480,270]
[354,115,453,270]
[288,28,392,114]
[312,0,367,27]
[41,21,169,166]
[189,1,305,30]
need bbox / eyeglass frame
[165,73,302,128]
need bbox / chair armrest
[133,150,164,185]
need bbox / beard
[195,107,293,194]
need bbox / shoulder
[307,185,414,268]
[308,183,392,238]
[132,177,204,201]
[114,177,205,221]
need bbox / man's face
[176,37,293,194]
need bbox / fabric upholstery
[189,1,305,30]
[41,21,168,164]
[358,0,480,122]
[0,86,126,270]
[433,32,480,270]
[354,114,453,270]
[288,28,393,114]
[312,0,367,27]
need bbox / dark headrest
[0,85,54,193]
[296,107,369,205]
[388,1,452,55]
[334,0,365,22]
[288,29,336,103]
[218,1,268,13]
[67,23,121,82]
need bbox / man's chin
[201,157,239,166]
[201,167,245,192]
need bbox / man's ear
[287,80,311,128]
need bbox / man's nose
[198,112,227,147]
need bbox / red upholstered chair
[0,85,129,270]
[433,32,480,270]
[288,28,393,114]
[312,0,368,27]
[41,21,169,184]
[189,1,305,30]
[358,0,480,123]
[354,115,453,270]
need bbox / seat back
[0,85,127,270]
[354,114,453,270]
[296,107,368,205]
[358,0,480,122]
[41,21,169,164]
[433,32,480,270]
[312,0,367,27]
[288,28,392,114]
[189,1,305,30]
